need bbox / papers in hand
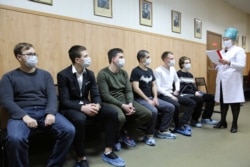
[206,50,223,64]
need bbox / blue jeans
[136,97,175,134]
[5,107,75,167]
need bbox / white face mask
[223,39,233,48]
[116,58,125,68]
[168,59,175,67]
[144,58,151,66]
[184,63,191,70]
[82,57,91,68]
[25,56,38,68]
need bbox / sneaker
[120,131,136,147]
[74,159,89,167]
[191,120,202,128]
[201,118,218,125]
[175,127,192,136]
[184,125,192,131]
[113,142,121,152]
[102,152,126,167]
[156,130,177,139]
[144,136,156,146]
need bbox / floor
[27,101,250,167]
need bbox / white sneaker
[201,119,218,125]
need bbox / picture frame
[30,0,52,5]
[171,10,181,33]
[94,0,112,18]
[194,18,202,39]
[242,36,246,49]
[139,0,153,27]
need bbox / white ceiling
[224,0,250,14]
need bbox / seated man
[57,45,125,167]
[0,42,75,167]
[154,51,196,136]
[130,50,176,146]
[97,48,152,147]
[177,56,217,127]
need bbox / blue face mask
[25,56,38,68]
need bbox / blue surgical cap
[223,27,238,41]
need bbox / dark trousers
[62,102,118,158]
[6,107,75,167]
[159,95,195,128]
[220,83,241,125]
[190,93,215,121]
[104,101,152,135]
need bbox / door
[206,31,222,94]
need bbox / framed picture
[139,0,152,27]
[94,0,112,18]
[194,18,202,39]
[30,0,52,5]
[242,36,246,49]
[171,10,181,33]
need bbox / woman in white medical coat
[213,27,246,133]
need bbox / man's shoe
[113,142,121,151]
[191,120,202,128]
[175,127,192,137]
[120,131,136,147]
[144,136,156,146]
[102,152,126,167]
[74,159,89,167]
[156,130,177,139]
[201,119,218,125]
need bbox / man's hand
[45,114,55,126]
[171,95,178,101]
[121,103,135,115]
[81,103,99,116]
[22,115,38,128]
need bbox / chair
[195,77,220,113]
[0,106,9,167]
[195,77,208,93]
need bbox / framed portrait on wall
[171,10,181,33]
[139,0,153,27]
[194,18,202,39]
[30,0,52,5]
[94,0,112,18]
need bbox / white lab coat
[214,45,246,103]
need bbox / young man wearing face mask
[0,42,75,167]
[57,45,125,167]
[213,27,246,133]
[154,51,195,136]
[97,48,152,148]
[177,56,218,128]
[130,50,176,146]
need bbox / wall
[0,0,249,82]
[0,0,249,51]
[0,5,206,82]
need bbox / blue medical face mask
[25,55,38,68]
[168,59,175,66]
[223,39,233,48]
[82,57,91,68]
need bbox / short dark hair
[137,50,149,62]
[179,56,191,69]
[13,42,33,58]
[161,51,173,61]
[68,45,87,63]
[107,48,123,64]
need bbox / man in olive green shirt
[97,48,152,147]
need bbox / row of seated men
[0,42,218,167]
